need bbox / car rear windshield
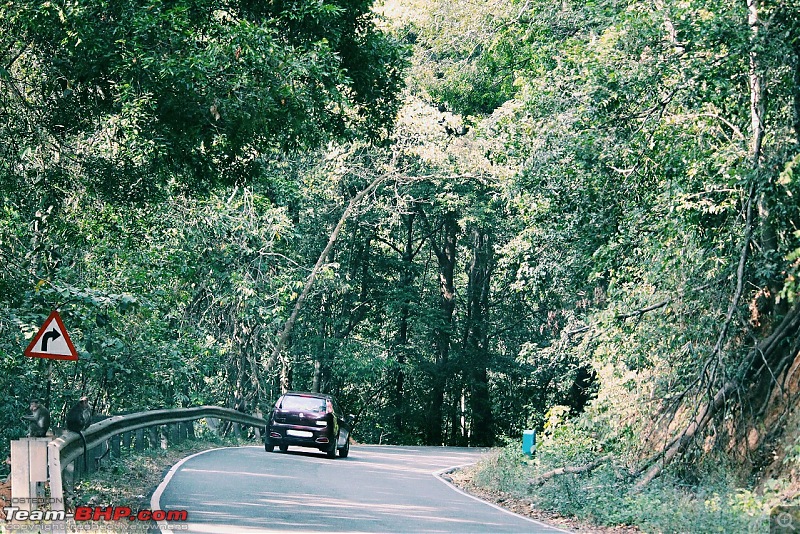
[280,395,327,412]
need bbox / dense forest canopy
[2,0,800,507]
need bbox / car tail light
[315,437,329,444]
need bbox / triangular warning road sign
[24,310,79,361]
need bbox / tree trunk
[748,0,777,260]
[428,212,458,445]
[312,298,329,393]
[280,355,293,393]
[793,39,800,142]
[463,228,494,446]
[312,355,322,393]
[392,214,417,436]
[748,0,765,168]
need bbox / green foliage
[0,0,408,464]
[471,434,765,533]
[3,0,407,193]
[396,0,520,115]
[0,179,301,460]
[3,3,800,527]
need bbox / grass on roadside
[465,444,781,533]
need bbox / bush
[469,414,770,533]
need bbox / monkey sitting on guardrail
[21,399,50,437]
[66,396,91,433]
[66,396,92,469]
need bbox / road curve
[151,444,567,533]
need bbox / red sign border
[24,310,79,361]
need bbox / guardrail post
[111,435,121,459]
[122,431,132,451]
[86,442,100,473]
[148,427,159,449]
[180,422,190,441]
[76,455,86,478]
[205,417,220,434]
[135,428,145,451]
[62,460,75,504]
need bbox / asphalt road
[151,444,567,533]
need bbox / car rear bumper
[266,423,335,449]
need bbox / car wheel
[279,445,289,452]
[338,438,349,458]
[326,442,337,459]
[265,443,274,452]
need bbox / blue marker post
[522,429,536,456]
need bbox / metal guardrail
[53,406,266,467]
[47,406,267,518]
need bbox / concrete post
[47,440,66,534]
[10,438,49,513]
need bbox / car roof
[283,391,334,400]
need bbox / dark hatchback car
[264,391,352,458]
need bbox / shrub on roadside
[470,411,773,533]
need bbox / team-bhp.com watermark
[2,500,188,532]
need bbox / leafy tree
[0,0,407,465]
[2,0,406,194]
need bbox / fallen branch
[529,454,613,487]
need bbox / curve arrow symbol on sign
[24,310,79,361]
[41,328,61,351]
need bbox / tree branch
[634,302,800,490]
[264,175,386,378]
[529,454,613,487]
[565,279,723,337]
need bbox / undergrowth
[469,408,800,533]
[471,446,778,532]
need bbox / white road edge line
[432,462,573,534]
[150,446,230,534]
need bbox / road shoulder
[441,465,640,534]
